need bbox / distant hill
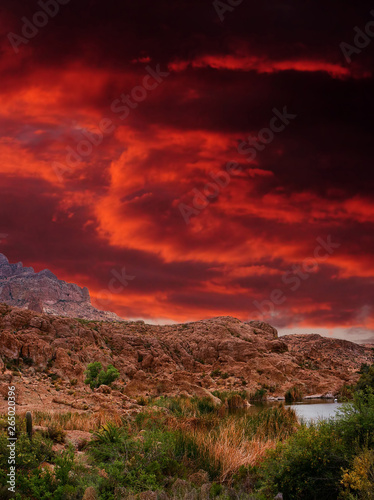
[0,303,372,415]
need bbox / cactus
[26,411,32,440]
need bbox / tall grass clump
[284,386,303,402]
[243,405,299,441]
[248,387,268,402]
[30,409,123,431]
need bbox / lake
[286,399,343,423]
[250,399,344,423]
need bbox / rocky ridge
[0,304,372,415]
[0,254,123,321]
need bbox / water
[286,399,343,423]
[249,399,344,424]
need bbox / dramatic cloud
[0,0,373,341]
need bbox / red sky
[1,1,374,342]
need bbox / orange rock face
[0,303,372,414]
[0,253,123,321]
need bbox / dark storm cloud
[0,0,373,335]
[3,0,374,66]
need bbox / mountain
[0,254,123,321]
[0,303,372,415]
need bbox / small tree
[98,364,121,387]
[85,362,120,390]
[356,363,374,392]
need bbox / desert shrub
[136,396,147,406]
[14,447,95,500]
[98,364,120,387]
[85,362,104,388]
[84,362,120,390]
[335,390,374,450]
[359,363,370,375]
[284,386,303,402]
[89,426,183,494]
[258,420,348,499]
[0,431,93,500]
[0,432,53,471]
[340,383,355,400]
[356,364,374,392]
[92,422,127,445]
[341,448,374,499]
[210,482,223,497]
[46,424,66,443]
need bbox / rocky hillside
[0,254,122,321]
[0,304,372,415]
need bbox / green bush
[210,482,223,497]
[259,421,348,499]
[89,425,183,494]
[84,362,120,390]
[92,423,127,445]
[356,364,374,392]
[341,448,374,499]
[335,390,374,450]
[0,432,53,471]
[0,431,94,500]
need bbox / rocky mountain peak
[0,254,123,322]
[0,253,9,266]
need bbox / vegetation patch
[0,365,373,499]
[84,362,120,390]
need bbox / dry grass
[193,420,276,482]
[166,403,298,482]
[18,409,123,432]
